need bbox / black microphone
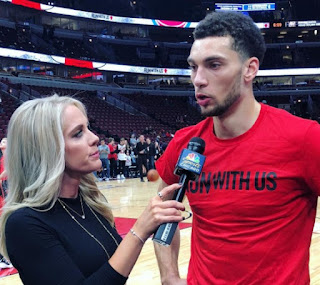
[153,137,206,246]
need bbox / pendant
[82,215,85,219]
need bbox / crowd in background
[94,132,165,182]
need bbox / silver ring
[182,210,193,221]
[157,192,163,199]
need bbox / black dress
[5,195,127,285]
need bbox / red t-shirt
[156,104,320,285]
[108,143,118,160]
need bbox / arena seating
[120,93,202,129]
[0,92,19,139]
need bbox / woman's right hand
[133,183,185,241]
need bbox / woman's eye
[74,130,83,138]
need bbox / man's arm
[154,180,187,285]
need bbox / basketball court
[0,178,319,284]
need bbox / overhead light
[261,32,266,35]
[280,31,287,35]
[298,35,303,38]
[301,31,308,34]
[315,30,318,35]
[277,35,284,38]
[207,7,210,11]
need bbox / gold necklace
[57,194,119,259]
[86,203,119,247]
[58,194,85,219]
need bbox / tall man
[155,12,320,285]
[135,134,148,182]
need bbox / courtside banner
[0,47,320,76]
[0,47,190,75]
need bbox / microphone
[153,137,206,246]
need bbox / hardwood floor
[0,178,319,284]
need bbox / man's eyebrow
[187,55,225,64]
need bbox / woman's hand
[134,183,185,240]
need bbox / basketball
[147,169,160,182]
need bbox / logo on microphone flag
[186,153,200,164]
[176,149,205,175]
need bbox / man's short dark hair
[193,12,266,65]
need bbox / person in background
[98,139,110,181]
[129,148,137,178]
[154,11,320,285]
[0,95,185,284]
[146,137,156,170]
[108,138,118,179]
[124,150,132,178]
[0,138,8,198]
[135,135,148,182]
[154,141,162,161]
[129,134,137,148]
[117,138,127,180]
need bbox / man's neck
[213,97,261,140]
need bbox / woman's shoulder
[6,206,57,240]
[7,207,41,225]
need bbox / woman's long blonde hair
[0,95,114,258]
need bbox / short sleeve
[155,138,180,185]
[302,122,320,196]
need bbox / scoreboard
[215,3,276,12]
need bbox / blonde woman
[0,95,184,285]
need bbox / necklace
[57,194,119,259]
[58,194,85,219]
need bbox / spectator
[117,138,127,180]
[98,139,110,181]
[154,141,162,161]
[129,134,137,147]
[108,138,118,179]
[124,150,132,178]
[135,135,148,182]
[146,137,156,170]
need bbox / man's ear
[243,57,259,83]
